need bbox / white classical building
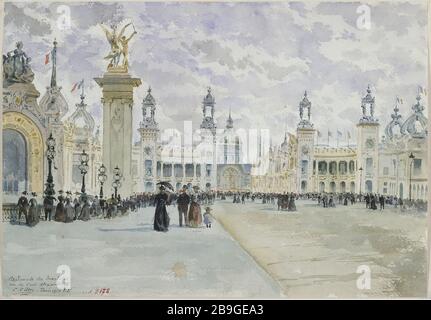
[131,87,252,192]
[252,87,428,200]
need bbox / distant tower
[226,107,234,129]
[39,39,68,189]
[199,87,217,190]
[200,87,217,135]
[222,108,240,164]
[296,91,315,193]
[357,85,380,193]
[138,87,160,192]
[384,98,403,140]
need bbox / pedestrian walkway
[2,205,281,298]
[212,200,427,298]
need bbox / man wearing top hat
[177,185,190,227]
[17,191,29,224]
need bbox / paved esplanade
[213,199,427,298]
[2,205,281,298]
[3,199,426,298]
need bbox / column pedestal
[94,71,141,197]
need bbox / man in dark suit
[379,194,385,210]
[17,191,29,224]
[177,186,190,227]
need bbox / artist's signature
[92,288,111,295]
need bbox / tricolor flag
[45,51,51,65]
[317,130,322,137]
[71,79,84,93]
[328,130,332,137]
[347,131,351,139]
[337,130,342,137]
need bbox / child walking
[204,207,213,228]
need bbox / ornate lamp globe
[98,164,107,182]
[80,150,89,163]
[99,172,107,184]
[113,165,121,177]
[99,164,106,175]
[47,133,56,148]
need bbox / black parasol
[156,181,174,191]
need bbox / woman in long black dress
[154,186,170,232]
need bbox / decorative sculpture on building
[401,93,428,138]
[100,21,137,70]
[3,41,35,87]
[359,85,378,124]
[384,97,403,140]
[297,91,313,128]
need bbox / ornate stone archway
[221,166,240,191]
[3,111,44,194]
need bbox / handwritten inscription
[7,275,71,296]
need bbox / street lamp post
[98,164,107,199]
[409,152,415,201]
[44,133,56,197]
[112,166,122,198]
[78,150,90,196]
[358,167,363,196]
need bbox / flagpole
[327,130,329,146]
[337,131,339,147]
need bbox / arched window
[319,181,325,192]
[330,181,336,193]
[301,181,307,192]
[318,161,327,175]
[339,161,347,175]
[365,180,372,193]
[329,161,337,175]
[366,158,373,175]
[349,160,355,173]
[174,164,183,177]
[2,129,28,194]
[340,181,346,192]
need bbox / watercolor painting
[1,1,429,298]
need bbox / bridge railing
[2,204,44,224]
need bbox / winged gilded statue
[100,22,137,69]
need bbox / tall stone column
[94,72,141,196]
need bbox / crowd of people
[14,186,427,228]
[15,190,148,227]
[214,190,427,214]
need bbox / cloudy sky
[3,1,428,146]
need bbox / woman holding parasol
[188,185,203,228]
[153,181,173,232]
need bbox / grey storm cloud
[5,3,52,36]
